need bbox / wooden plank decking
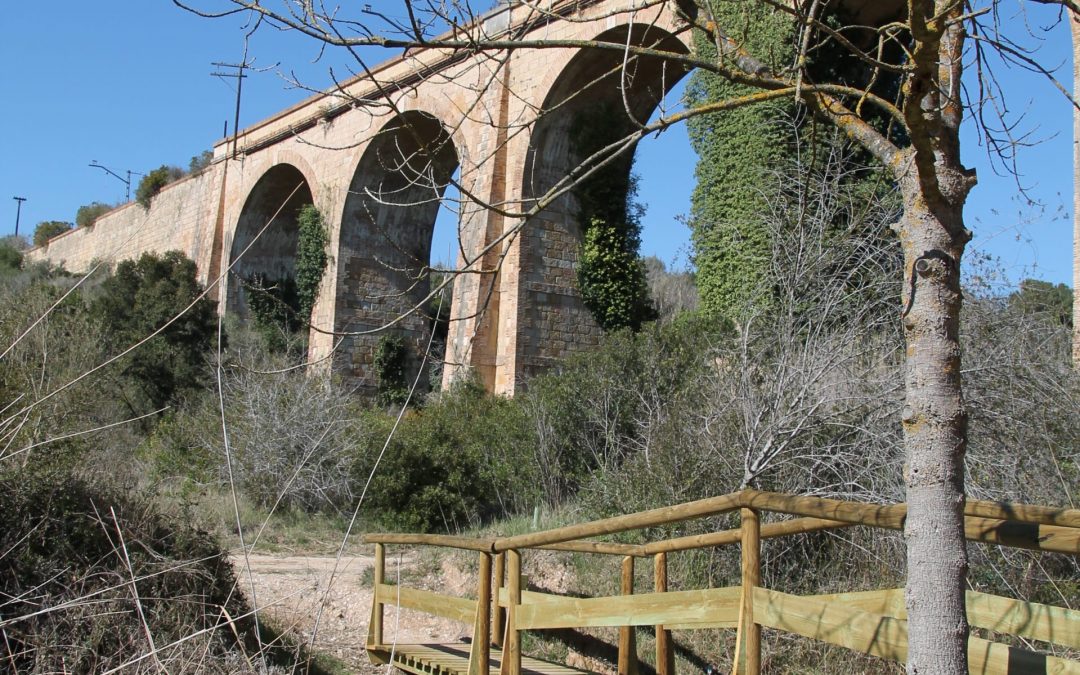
[368,642,591,675]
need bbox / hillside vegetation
[0,142,1076,671]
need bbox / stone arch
[524,23,691,213]
[226,163,315,319]
[513,24,691,380]
[335,110,460,392]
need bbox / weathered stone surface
[27,0,690,395]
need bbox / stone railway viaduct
[28,0,692,395]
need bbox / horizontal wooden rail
[964,516,1080,555]
[754,586,908,662]
[798,587,904,617]
[493,492,746,552]
[742,490,908,529]
[364,532,497,552]
[788,587,1080,651]
[363,533,646,556]
[743,491,1079,555]
[514,587,742,630]
[496,588,565,606]
[540,540,648,556]
[643,516,852,554]
[967,636,1080,675]
[966,498,1080,529]
[375,584,477,624]
[366,491,1080,561]
[966,590,1080,650]
[664,618,739,630]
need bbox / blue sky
[1,2,1074,287]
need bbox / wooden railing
[364,489,1080,675]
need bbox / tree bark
[897,162,971,675]
[1072,13,1080,366]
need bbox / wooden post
[618,555,639,675]
[493,551,506,648]
[500,549,522,675]
[734,508,761,675]
[468,551,492,675]
[367,543,385,647]
[654,552,675,675]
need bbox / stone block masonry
[27,0,691,395]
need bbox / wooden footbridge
[364,489,1080,674]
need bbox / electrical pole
[211,59,250,158]
[12,196,26,238]
[206,45,257,295]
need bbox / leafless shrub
[195,344,368,514]
[0,474,256,674]
[725,145,904,499]
[644,256,699,322]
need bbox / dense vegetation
[0,475,254,673]
[136,165,187,208]
[32,220,74,247]
[1,141,1076,671]
[75,201,114,228]
[685,3,794,320]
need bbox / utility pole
[211,59,250,158]
[207,44,258,297]
[12,196,26,238]
[89,160,142,203]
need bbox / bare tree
[1074,13,1080,365]
[174,0,1078,671]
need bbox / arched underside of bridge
[516,23,691,380]
[335,110,460,393]
[226,163,315,320]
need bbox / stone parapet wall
[25,167,223,285]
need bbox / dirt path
[232,553,469,673]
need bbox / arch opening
[336,111,460,394]
[516,24,692,378]
[226,163,315,335]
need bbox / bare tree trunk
[1072,14,1080,366]
[898,170,971,674]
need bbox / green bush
[189,149,214,173]
[0,267,118,468]
[1008,278,1072,328]
[523,313,727,507]
[75,201,114,228]
[374,333,410,407]
[136,165,185,208]
[32,220,73,247]
[359,376,540,532]
[0,239,22,273]
[91,251,218,413]
[242,273,302,353]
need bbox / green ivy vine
[295,204,328,322]
[240,203,328,353]
[570,101,656,332]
